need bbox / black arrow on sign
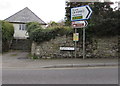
[86,6,91,19]
[85,21,88,27]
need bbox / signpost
[83,27,85,59]
[73,28,79,58]
[71,5,92,21]
[71,5,92,59]
[72,20,88,28]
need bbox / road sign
[60,47,75,51]
[73,33,79,41]
[71,5,92,21]
[72,21,88,28]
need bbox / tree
[65,1,119,37]
[1,21,14,52]
[89,2,119,36]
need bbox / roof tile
[5,7,46,25]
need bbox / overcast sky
[0,0,119,23]
[0,0,65,23]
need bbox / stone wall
[31,35,118,58]
[92,36,118,58]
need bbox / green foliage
[26,22,42,35]
[26,22,73,43]
[48,21,58,27]
[89,2,119,37]
[32,26,73,43]
[2,21,14,41]
[31,54,38,59]
[65,2,119,37]
[1,21,14,52]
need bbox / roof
[5,7,46,25]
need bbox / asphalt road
[2,67,118,84]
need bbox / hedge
[1,21,14,52]
[26,22,73,43]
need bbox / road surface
[2,66,118,84]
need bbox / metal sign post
[73,27,78,58]
[72,21,88,59]
[75,28,77,58]
[83,27,85,59]
[71,5,92,59]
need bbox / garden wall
[31,36,118,58]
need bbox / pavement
[2,51,118,69]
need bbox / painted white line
[2,66,118,70]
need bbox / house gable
[4,7,46,25]
[4,7,47,39]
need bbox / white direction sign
[60,47,75,51]
[72,21,88,28]
[71,5,92,21]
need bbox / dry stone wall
[92,36,118,58]
[31,35,118,58]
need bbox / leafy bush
[26,22,73,43]
[1,21,14,52]
[26,22,42,35]
[2,21,14,41]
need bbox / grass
[10,54,18,56]
[27,53,39,59]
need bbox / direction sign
[72,21,88,28]
[71,5,92,21]
[60,47,75,51]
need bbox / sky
[0,0,65,23]
[0,0,119,23]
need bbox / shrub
[26,22,73,43]
[1,21,14,52]
[28,26,73,43]
[2,21,14,41]
[26,22,42,36]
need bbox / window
[19,24,26,30]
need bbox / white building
[5,7,46,39]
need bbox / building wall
[13,23,46,39]
[13,23,28,39]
